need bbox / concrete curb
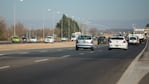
[117,39,148,84]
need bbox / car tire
[76,46,79,51]
[91,47,94,51]
[124,49,127,50]
[108,48,112,50]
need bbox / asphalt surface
[0,42,146,84]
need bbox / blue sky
[0,0,149,29]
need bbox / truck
[128,28,145,43]
[71,32,81,41]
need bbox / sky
[0,0,149,29]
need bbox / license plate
[115,45,119,46]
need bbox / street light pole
[13,1,16,36]
[61,17,63,39]
[48,9,55,37]
[65,14,69,39]
[13,0,24,36]
[42,8,47,40]
[52,10,55,37]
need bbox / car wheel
[124,49,127,50]
[91,47,94,51]
[76,46,79,51]
[108,48,112,50]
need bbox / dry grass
[0,42,75,51]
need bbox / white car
[76,34,95,51]
[108,36,128,50]
[30,37,37,43]
[44,36,54,43]
[129,36,140,45]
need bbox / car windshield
[130,37,136,40]
[99,37,105,40]
[13,37,19,39]
[71,35,75,38]
[110,37,124,40]
[31,37,36,39]
[47,37,52,39]
[78,35,92,40]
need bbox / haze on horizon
[0,0,149,29]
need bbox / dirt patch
[0,42,75,51]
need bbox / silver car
[76,34,95,51]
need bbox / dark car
[97,36,106,45]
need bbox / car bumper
[108,44,128,49]
[76,44,94,48]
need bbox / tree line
[0,14,81,41]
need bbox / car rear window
[110,37,124,40]
[78,35,92,40]
[130,37,136,40]
[13,37,19,39]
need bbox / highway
[0,42,146,84]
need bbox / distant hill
[100,28,133,33]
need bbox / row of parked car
[11,36,55,43]
[75,34,146,51]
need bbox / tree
[9,22,27,37]
[56,14,80,38]
[145,24,149,28]
[0,19,7,40]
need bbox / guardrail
[0,41,12,44]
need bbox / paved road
[0,42,146,84]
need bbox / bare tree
[9,22,27,37]
[89,27,98,36]
[0,19,7,40]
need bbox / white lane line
[57,49,63,51]
[0,65,10,70]
[62,55,71,58]
[79,53,84,55]
[18,52,29,54]
[0,54,4,56]
[89,51,94,53]
[40,50,48,53]
[34,59,49,63]
[67,48,73,50]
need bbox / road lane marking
[62,55,71,58]
[0,65,10,70]
[79,53,84,55]
[39,50,48,53]
[34,59,49,63]
[57,49,63,51]
[0,54,4,56]
[67,48,73,50]
[89,51,94,53]
[18,52,29,54]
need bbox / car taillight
[109,41,112,43]
[123,41,126,43]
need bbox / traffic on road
[0,37,147,84]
